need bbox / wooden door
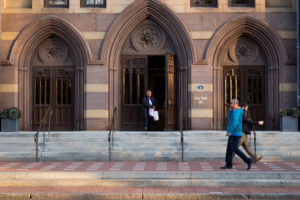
[54,69,74,130]
[224,66,265,128]
[121,56,148,130]
[165,54,177,130]
[32,68,51,130]
[32,67,74,131]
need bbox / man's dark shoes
[144,127,148,131]
[220,165,232,170]
[247,160,252,170]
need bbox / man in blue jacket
[221,99,252,170]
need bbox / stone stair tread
[0,186,300,200]
[0,131,300,161]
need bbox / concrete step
[0,171,300,187]
[1,131,299,136]
[0,131,300,161]
[41,152,109,161]
[46,138,108,142]
[0,152,39,161]
[44,142,108,147]
[183,131,300,137]
[1,191,300,200]
[183,137,300,142]
[1,178,300,188]
[0,148,37,152]
[108,151,300,157]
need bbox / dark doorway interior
[148,56,166,131]
[223,66,265,130]
[120,55,177,131]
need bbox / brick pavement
[1,161,300,199]
[0,161,299,172]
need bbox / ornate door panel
[245,67,265,126]
[54,69,74,130]
[32,67,74,131]
[224,66,265,128]
[165,54,177,130]
[121,56,148,130]
[224,67,241,121]
[32,68,51,130]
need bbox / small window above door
[191,0,218,7]
[81,0,106,8]
[45,0,69,8]
[229,0,255,7]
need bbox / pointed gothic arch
[206,15,288,130]
[9,15,91,130]
[100,0,196,129]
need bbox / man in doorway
[221,99,252,170]
[143,90,157,131]
[237,103,264,163]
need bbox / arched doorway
[207,15,288,130]
[100,0,196,131]
[9,16,89,131]
[120,20,177,131]
[31,37,75,131]
[222,36,266,129]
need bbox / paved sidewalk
[0,186,300,194]
[0,161,300,172]
[1,161,300,199]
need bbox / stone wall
[0,0,297,130]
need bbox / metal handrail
[180,106,184,161]
[108,107,117,161]
[34,107,53,162]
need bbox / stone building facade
[0,0,297,131]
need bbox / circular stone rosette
[131,22,166,52]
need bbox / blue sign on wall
[197,85,205,90]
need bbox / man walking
[221,99,252,170]
[240,103,264,163]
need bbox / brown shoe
[254,156,263,164]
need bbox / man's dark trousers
[144,110,156,130]
[225,136,252,168]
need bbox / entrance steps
[0,131,299,161]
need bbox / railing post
[35,133,39,162]
[108,107,117,162]
[180,106,184,162]
[34,107,52,163]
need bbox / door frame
[223,65,266,129]
[31,65,76,131]
[120,55,148,131]
[119,54,179,131]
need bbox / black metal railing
[179,106,184,161]
[34,107,53,162]
[108,107,117,161]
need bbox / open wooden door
[165,54,177,130]
[121,56,148,130]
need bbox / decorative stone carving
[131,21,166,52]
[228,37,259,64]
[39,38,68,64]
